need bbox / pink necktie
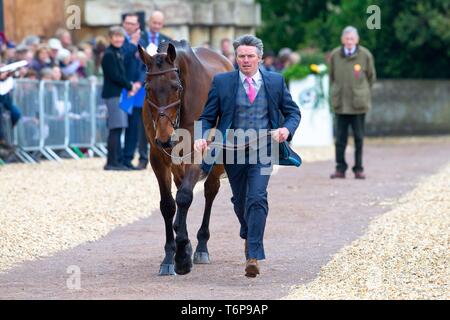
[245,77,256,104]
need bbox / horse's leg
[193,165,222,264]
[150,153,177,276]
[173,164,202,275]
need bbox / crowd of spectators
[1,29,301,83]
[0,29,107,82]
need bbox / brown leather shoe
[245,259,260,278]
[330,171,345,179]
[354,171,366,179]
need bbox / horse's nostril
[156,138,172,149]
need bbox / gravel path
[0,139,448,299]
[285,162,450,300]
[0,159,161,272]
[0,147,333,273]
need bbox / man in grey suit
[194,35,301,277]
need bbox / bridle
[145,67,183,131]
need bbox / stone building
[2,0,261,49]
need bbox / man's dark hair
[233,35,264,58]
[122,12,139,21]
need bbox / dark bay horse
[138,41,234,275]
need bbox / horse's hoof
[159,264,176,276]
[193,252,211,264]
[175,241,193,275]
[174,259,192,275]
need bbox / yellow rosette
[310,64,319,73]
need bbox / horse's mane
[157,39,190,54]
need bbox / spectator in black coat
[101,26,138,171]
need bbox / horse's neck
[176,50,205,85]
[176,50,208,129]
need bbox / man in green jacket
[329,26,376,179]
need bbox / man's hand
[130,29,141,45]
[194,139,208,153]
[271,127,290,143]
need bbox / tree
[256,0,450,78]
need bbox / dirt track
[0,139,449,299]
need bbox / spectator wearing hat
[48,38,63,66]
[21,35,41,54]
[57,48,79,79]
[14,44,32,63]
[3,44,15,64]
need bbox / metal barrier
[67,81,105,157]
[41,80,79,161]
[8,79,109,163]
[13,79,51,161]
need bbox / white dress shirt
[345,46,356,56]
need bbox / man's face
[149,14,164,33]
[341,32,359,50]
[221,40,232,54]
[123,16,139,35]
[236,45,261,77]
[6,48,16,59]
[61,32,72,47]
[50,48,59,58]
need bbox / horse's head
[138,43,183,149]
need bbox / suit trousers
[335,114,366,173]
[224,159,272,260]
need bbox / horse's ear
[138,44,152,66]
[166,43,176,65]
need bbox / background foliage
[256,0,450,78]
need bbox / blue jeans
[0,93,21,126]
